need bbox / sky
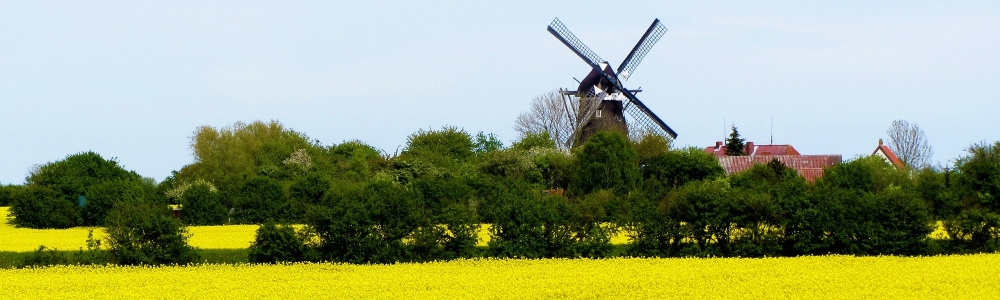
[1,1,998,184]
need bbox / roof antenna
[770,116,773,145]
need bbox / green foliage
[105,202,199,265]
[181,183,227,225]
[9,185,76,229]
[27,151,141,202]
[0,184,21,206]
[323,140,385,181]
[954,141,1000,212]
[634,132,672,166]
[511,131,556,151]
[820,155,909,193]
[473,132,504,154]
[943,209,1000,253]
[640,147,724,197]
[402,126,475,165]
[572,131,639,195]
[75,229,111,265]
[234,176,287,224]
[80,179,151,226]
[309,181,420,264]
[724,125,746,156]
[11,151,143,228]
[17,246,68,268]
[665,179,733,257]
[248,221,309,263]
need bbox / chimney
[879,138,883,146]
[715,141,723,149]
[745,142,754,155]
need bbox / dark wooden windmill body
[547,18,677,147]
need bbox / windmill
[547,18,677,147]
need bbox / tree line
[1,120,998,265]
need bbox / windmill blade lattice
[547,18,605,71]
[617,19,667,82]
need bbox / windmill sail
[617,19,667,82]
[547,18,605,73]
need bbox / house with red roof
[704,141,842,182]
[872,139,905,169]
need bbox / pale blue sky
[2,1,998,184]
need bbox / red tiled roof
[873,144,905,169]
[704,143,800,157]
[716,155,842,182]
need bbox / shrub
[954,141,1000,212]
[105,202,199,265]
[17,246,68,268]
[248,221,308,263]
[483,179,579,258]
[572,131,639,195]
[0,184,22,206]
[181,183,227,225]
[80,179,149,226]
[234,176,287,224]
[26,151,141,203]
[310,181,419,264]
[640,147,724,197]
[9,185,77,229]
[402,126,475,166]
[943,209,1000,253]
[511,131,556,151]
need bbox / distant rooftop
[705,141,841,182]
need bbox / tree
[13,151,144,228]
[248,221,309,263]
[80,179,151,226]
[401,126,475,165]
[887,119,933,168]
[572,131,640,195]
[234,176,287,224]
[724,125,746,156]
[9,185,76,229]
[514,90,576,149]
[473,132,504,154]
[105,202,199,265]
[180,183,227,225]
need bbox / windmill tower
[547,18,677,147]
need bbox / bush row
[5,121,999,265]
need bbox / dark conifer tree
[725,125,746,156]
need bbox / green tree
[234,176,287,224]
[510,131,557,152]
[572,131,639,195]
[176,120,321,204]
[634,132,672,167]
[640,147,725,197]
[180,183,227,225]
[0,184,22,206]
[724,125,746,156]
[105,202,199,265]
[401,126,475,165]
[310,181,420,264]
[954,141,1000,212]
[9,185,76,229]
[27,151,141,201]
[80,179,151,226]
[473,132,504,154]
[248,221,309,263]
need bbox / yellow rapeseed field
[1,255,998,299]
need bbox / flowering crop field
[1,255,998,299]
